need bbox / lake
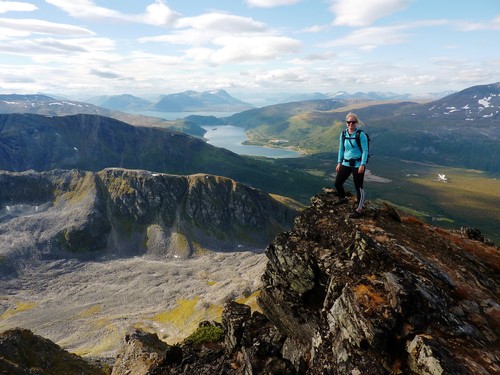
[130,110,301,159]
[202,125,301,158]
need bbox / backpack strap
[355,130,362,151]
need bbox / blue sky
[0,0,498,103]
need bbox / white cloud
[141,12,270,46]
[245,0,301,8]
[325,18,500,51]
[141,13,270,47]
[255,68,307,83]
[324,25,410,49]
[179,36,301,65]
[289,51,337,65]
[0,1,37,13]
[45,0,179,26]
[135,0,180,26]
[127,51,186,67]
[329,0,412,27]
[0,26,30,39]
[140,29,212,46]
[301,24,329,33]
[0,37,114,57]
[175,13,267,33]
[0,17,95,36]
[452,16,500,31]
[140,12,299,65]
[209,35,301,64]
[2,38,86,54]
[0,0,496,97]
[90,68,133,81]
[44,0,122,19]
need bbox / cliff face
[0,168,297,273]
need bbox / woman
[333,112,369,218]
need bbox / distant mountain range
[1,82,498,175]
[85,89,255,112]
[99,94,153,111]
[40,88,453,113]
[1,87,455,116]
[0,93,207,136]
[280,90,454,104]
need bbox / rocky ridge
[114,192,499,374]
[0,168,297,274]
[1,192,498,374]
[0,112,328,201]
[257,191,499,374]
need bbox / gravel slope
[0,251,266,358]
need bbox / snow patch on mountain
[478,96,494,107]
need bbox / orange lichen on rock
[353,284,385,310]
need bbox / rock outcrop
[111,329,169,375]
[111,303,296,375]
[0,168,298,273]
[1,191,498,374]
[0,328,109,374]
[257,191,499,374]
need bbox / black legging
[334,164,365,210]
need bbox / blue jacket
[337,129,369,167]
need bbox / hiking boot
[333,197,348,206]
[349,210,363,219]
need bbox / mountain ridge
[0,112,327,202]
[152,89,255,112]
[0,168,298,274]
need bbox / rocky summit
[1,191,498,374]
[257,191,498,374]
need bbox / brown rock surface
[0,328,109,374]
[258,191,499,374]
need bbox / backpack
[342,129,371,163]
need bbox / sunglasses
[346,121,357,124]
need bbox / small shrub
[184,324,224,346]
